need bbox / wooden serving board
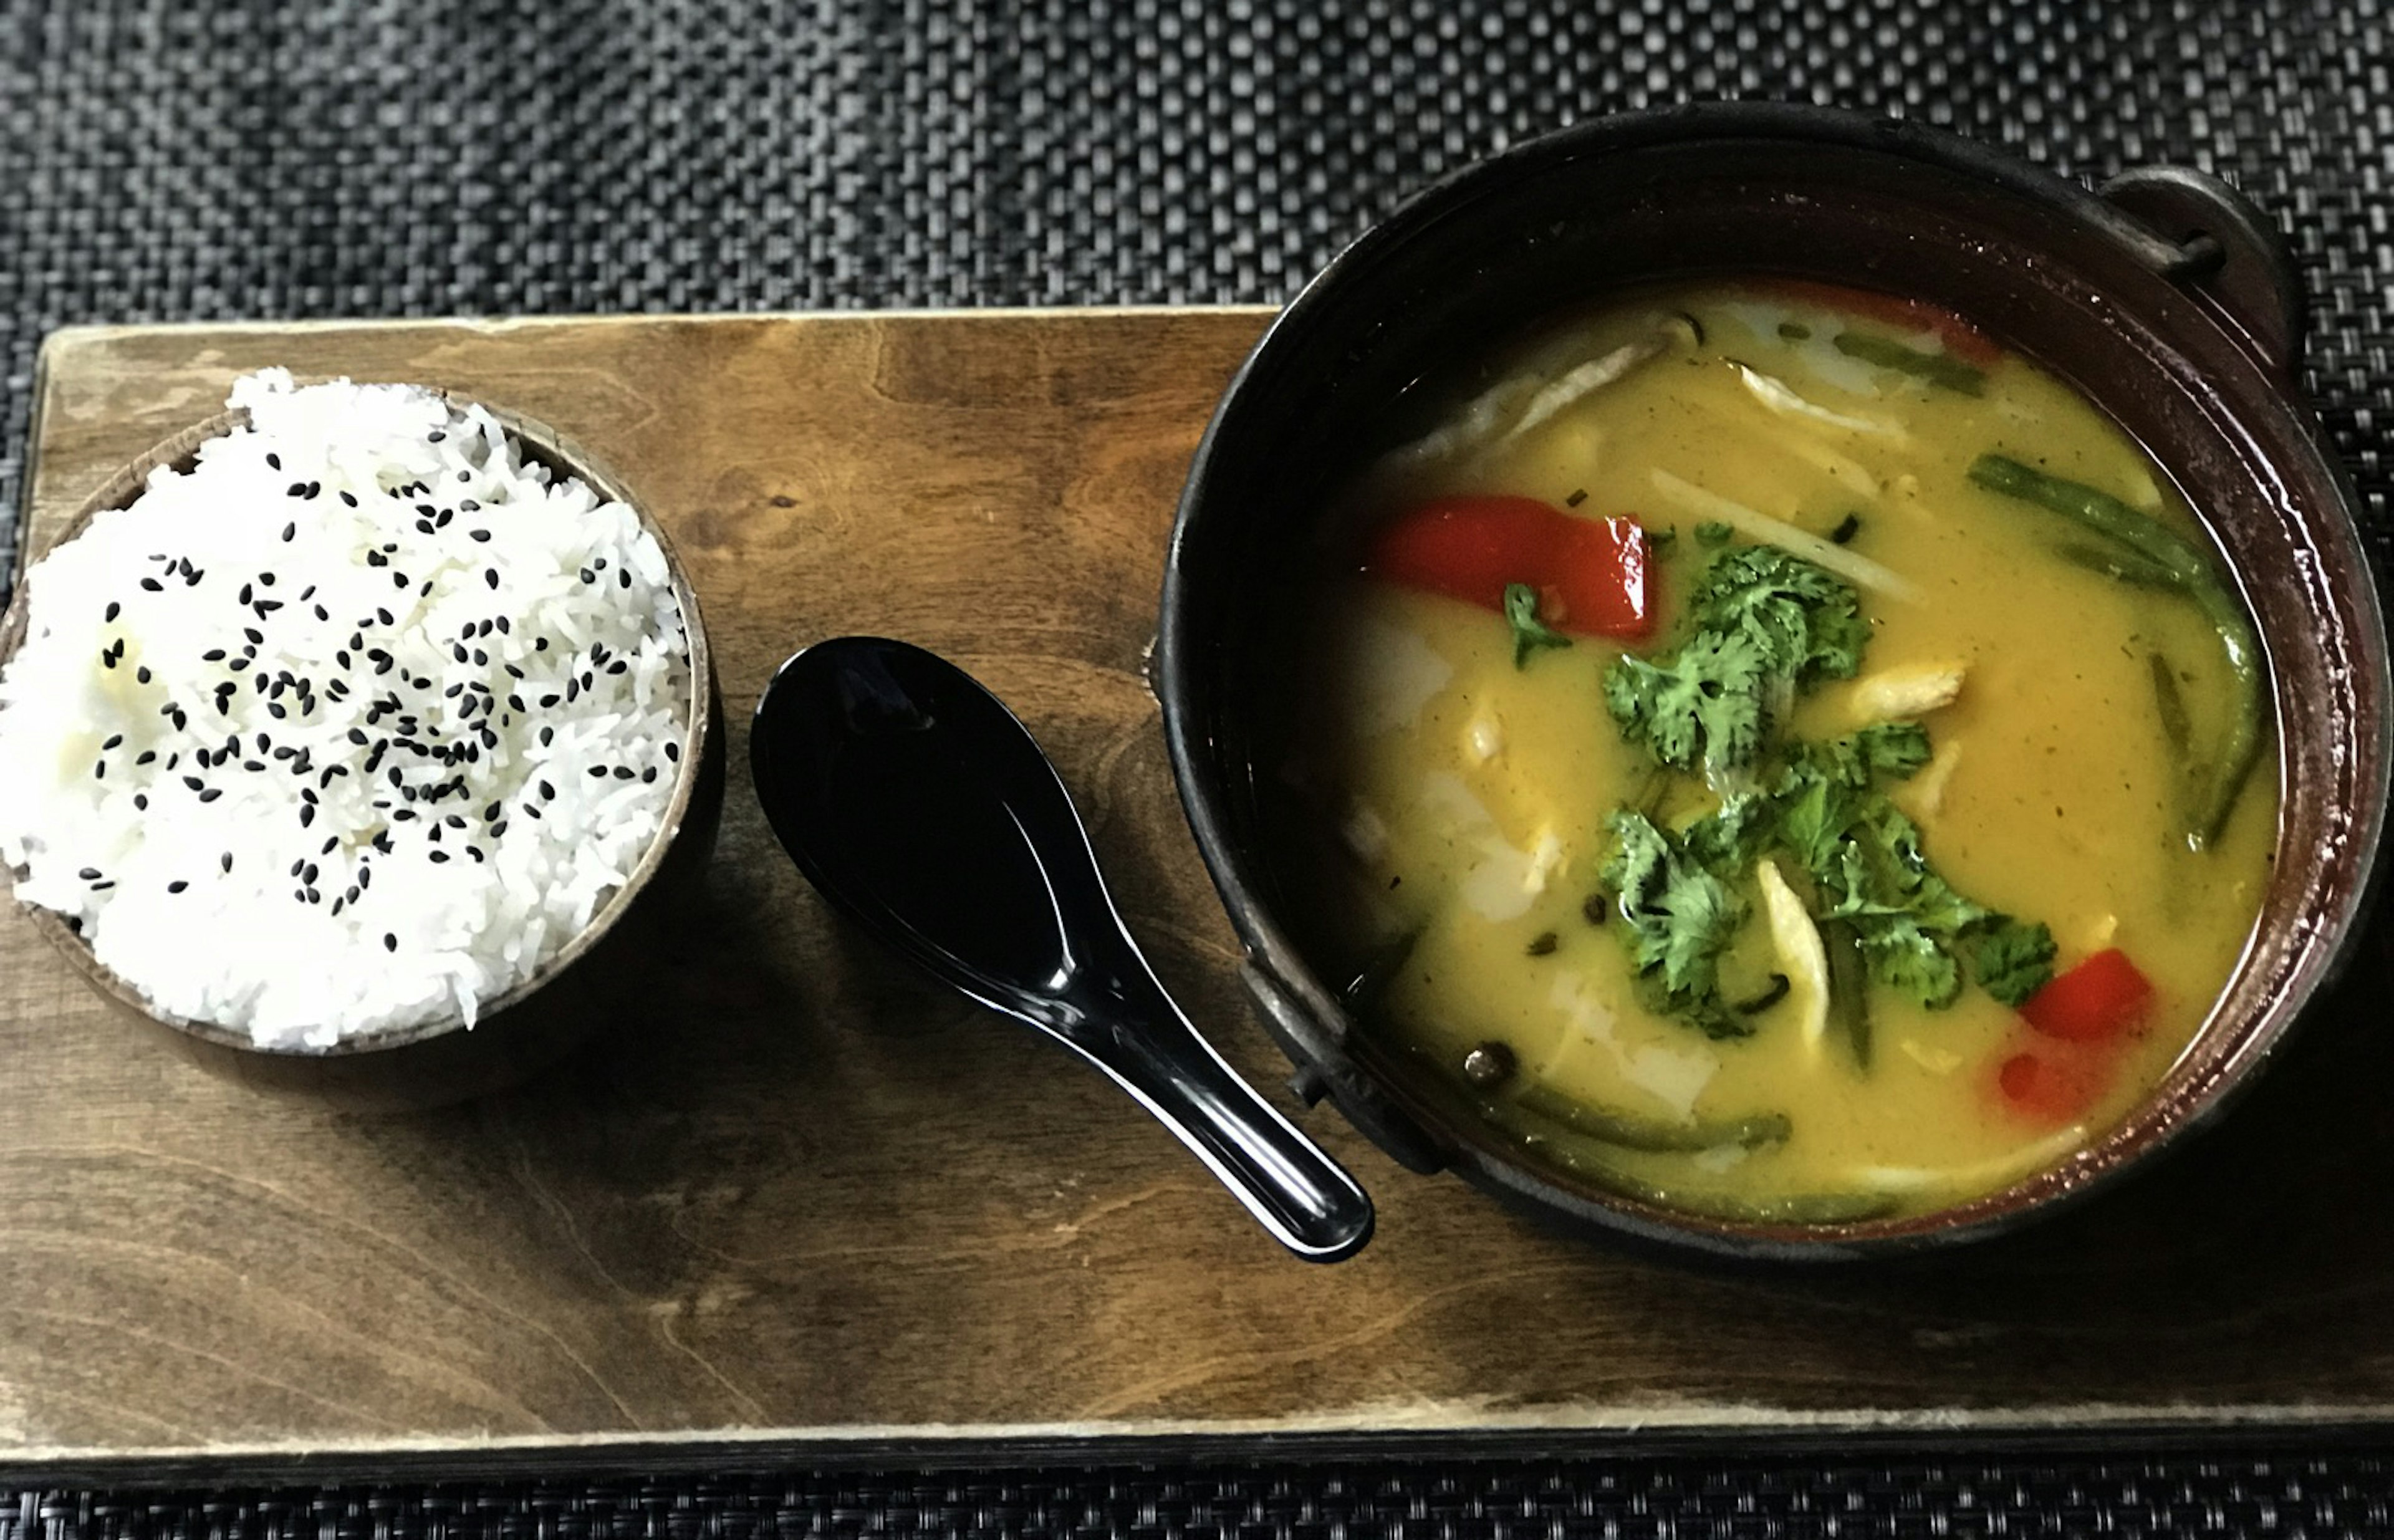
[7,311,2394,1481]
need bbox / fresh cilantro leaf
[1970,918,2057,1006]
[1601,810,1751,1034]
[1603,548,1866,781]
[1689,546,1868,685]
[1680,791,1776,875]
[1603,630,1769,776]
[1502,582,1572,668]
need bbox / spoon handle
[1060,975,1375,1263]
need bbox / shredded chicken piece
[1734,363,1908,441]
[1649,469,1921,602]
[1497,337,1668,447]
[1895,737,1965,822]
[1852,663,1967,723]
[1755,857,1830,1054]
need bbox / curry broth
[1282,283,2277,1219]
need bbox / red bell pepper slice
[1996,1049,2112,1125]
[2019,948,2155,1042]
[1763,278,2004,369]
[1362,494,1654,642]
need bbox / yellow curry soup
[1276,281,2276,1224]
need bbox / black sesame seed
[135,750,155,765]
[435,508,453,529]
[221,852,233,872]
[665,741,680,762]
[393,572,409,589]
[579,567,595,584]
[202,648,225,662]
[198,787,222,803]
[384,933,397,952]
[243,627,263,645]
[587,766,607,779]
[613,766,635,780]
[77,867,100,880]
[132,794,147,809]
[267,703,286,719]
[536,637,549,651]
[90,880,114,891]
[642,766,658,783]
[484,568,499,590]
[339,491,357,508]
[620,569,632,589]
[428,430,446,443]
[139,577,163,593]
[266,453,282,469]
[168,880,188,895]
[136,665,152,685]
[315,605,330,622]
[428,850,449,864]
[286,481,308,497]
[282,522,296,542]
[243,760,264,772]
[104,601,120,622]
[101,733,123,750]
[182,776,203,792]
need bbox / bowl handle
[1238,958,1452,1174]
[2100,166,2305,381]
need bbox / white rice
[0,370,691,1049]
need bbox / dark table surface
[6,0,2393,1532]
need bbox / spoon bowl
[750,635,1373,1263]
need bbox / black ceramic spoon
[751,635,1374,1263]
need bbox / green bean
[1521,1133,1903,1225]
[1968,454,2204,581]
[2052,539,2183,590]
[1966,453,2267,849]
[1821,918,1871,1071]
[2148,650,2193,762]
[1833,331,1986,396]
[1514,1080,1791,1153]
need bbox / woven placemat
[5,1456,2393,1540]
[5,0,2393,1530]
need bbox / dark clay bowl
[1156,103,2392,1259]
[0,403,725,1113]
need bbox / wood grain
[5,310,2394,1476]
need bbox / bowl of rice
[0,370,723,1110]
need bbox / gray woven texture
[6,0,2394,1528]
[6,1458,2394,1540]
[4,0,2391,584]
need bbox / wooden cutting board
[7,311,2394,1482]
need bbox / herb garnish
[1598,546,2054,1036]
[1502,582,1572,668]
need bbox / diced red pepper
[2019,948,2155,1043]
[1362,494,1654,642]
[1762,278,2004,369]
[1996,1049,2112,1125]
